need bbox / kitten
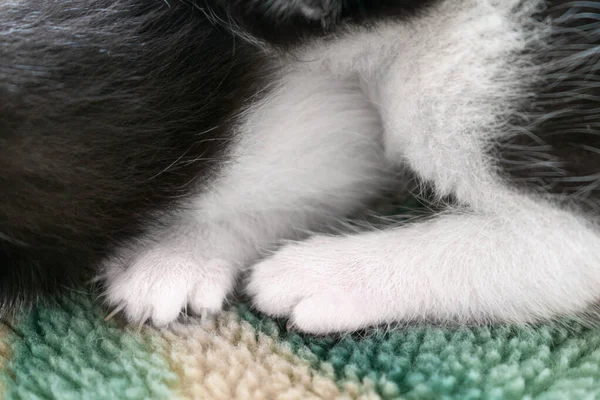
[3,0,600,334]
[0,0,321,316]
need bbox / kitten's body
[2,0,600,333]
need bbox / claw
[286,319,295,332]
[137,308,152,332]
[104,304,124,321]
[86,275,105,285]
[200,308,210,322]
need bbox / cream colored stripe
[154,312,381,400]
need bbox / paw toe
[291,292,366,334]
[248,258,303,317]
[188,285,226,316]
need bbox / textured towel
[1,292,600,400]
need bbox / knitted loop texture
[1,293,600,399]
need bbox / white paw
[247,235,381,334]
[102,234,236,327]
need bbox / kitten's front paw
[102,240,236,327]
[247,236,374,335]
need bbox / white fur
[103,72,392,325]
[103,218,237,326]
[250,203,600,333]
[104,0,600,332]
[249,0,600,332]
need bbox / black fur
[496,1,600,212]
[207,0,439,47]
[0,0,273,316]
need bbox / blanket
[1,292,600,399]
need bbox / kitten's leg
[249,123,600,333]
[250,202,600,334]
[102,72,390,326]
[249,0,600,333]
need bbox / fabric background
[1,292,600,399]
